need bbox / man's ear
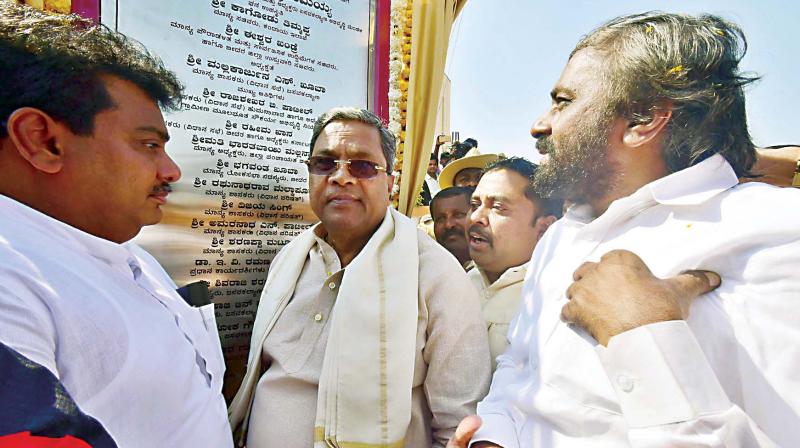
[5,107,66,174]
[623,103,672,148]
[386,174,395,196]
[534,215,557,240]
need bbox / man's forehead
[99,75,168,135]
[318,120,380,139]
[97,106,168,140]
[553,48,608,96]
[439,194,470,207]
[455,168,481,179]
[433,195,469,215]
[135,126,170,142]
[474,170,527,199]
[313,121,382,155]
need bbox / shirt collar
[565,154,738,223]
[311,222,343,274]
[477,261,529,291]
[646,154,738,206]
[0,194,134,272]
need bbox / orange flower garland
[388,0,412,207]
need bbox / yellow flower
[45,0,71,13]
[667,65,684,75]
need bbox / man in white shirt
[424,154,442,201]
[0,4,232,447]
[449,11,800,448]
[466,158,560,371]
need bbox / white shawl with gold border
[229,207,419,447]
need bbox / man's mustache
[536,136,555,154]
[468,225,492,244]
[151,183,173,195]
[442,227,466,240]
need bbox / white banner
[103,0,372,397]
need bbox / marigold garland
[388,0,412,208]
[20,0,71,14]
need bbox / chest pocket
[264,302,331,375]
[486,321,511,368]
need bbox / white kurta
[473,155,800,447]
[238,226,491,448]
[0,195,232,448]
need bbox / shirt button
[616,374,635,393]
[328,282,336,290]
[314,313,323,322]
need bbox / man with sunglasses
[229,107,491,448]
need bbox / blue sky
[445,0,800,161]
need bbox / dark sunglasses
[305,156,388,179]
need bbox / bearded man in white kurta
[448,12,800,448]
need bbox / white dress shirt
[426,174,442,197]
[474,155,800,447]
[0,195,232,448]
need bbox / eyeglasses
[305,156,387,179]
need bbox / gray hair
[309,107,396,168]
[573,11,758,176]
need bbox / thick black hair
[0,2,184,138]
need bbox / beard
[532,108,617,205]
